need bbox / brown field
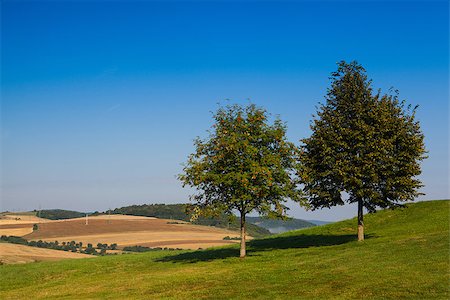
[0,214,50,236]
[0,242,93,264]
[0,214,242,263]
[0,214,49,225]
[22,215,242,249]
[0,227,34,236]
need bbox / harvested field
[0,226,34,236]
[0,243,93,264]
[0,214,49,225]
[23,215,242,249]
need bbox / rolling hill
[0,200,448,299]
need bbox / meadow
[0,200,448,299]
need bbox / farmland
[0,200,448,299]
[0,243,92,264]
[0,213,242,264]
[24,215,241,249]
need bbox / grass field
[0,200,448,299]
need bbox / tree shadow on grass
[155,233,372,264]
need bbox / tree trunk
[240,212,246,258]
[357,198,364,241]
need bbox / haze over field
[1,1,448,222]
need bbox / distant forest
[38,209,85,220]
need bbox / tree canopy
[298,61,426,240]
[179,103,301,257]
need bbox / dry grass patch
[0,243,93,264]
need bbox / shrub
[223,236,240,240]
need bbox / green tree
[299,61,426,241]
[179,103,301,257]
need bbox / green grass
[1,200,448,299]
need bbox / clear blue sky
[1,0,448,221]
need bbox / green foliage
[179,103,301,244]
[0,235,28,245]
[111,204,188,220]
[123,245,182,252]
[0,236,94,253]
[39,209,85,220]
[299,61,426,212]
[125,246,151,252]
[223,236,240,240]
[97,243,108,250]
[32,224,39,231]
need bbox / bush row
[223,236,240,240]
[0,235,116,255]
[122,245,183,252]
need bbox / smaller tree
[299,61,426,241]
[179,103,301,257]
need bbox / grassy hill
[1,200,448,299]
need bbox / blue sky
[1,0,448,221]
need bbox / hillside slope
[1,200,448,299]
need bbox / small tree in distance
[179,103,302,257]
[299,61,426,241]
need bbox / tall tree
[179,103,301,257]
[299,61,426,241]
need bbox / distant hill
[109,204,271,238]
[38,209,86,220]
[306,220,332,226]
[247,217,316,233]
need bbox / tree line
[0,235,117,255]
[179,61,426,257]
